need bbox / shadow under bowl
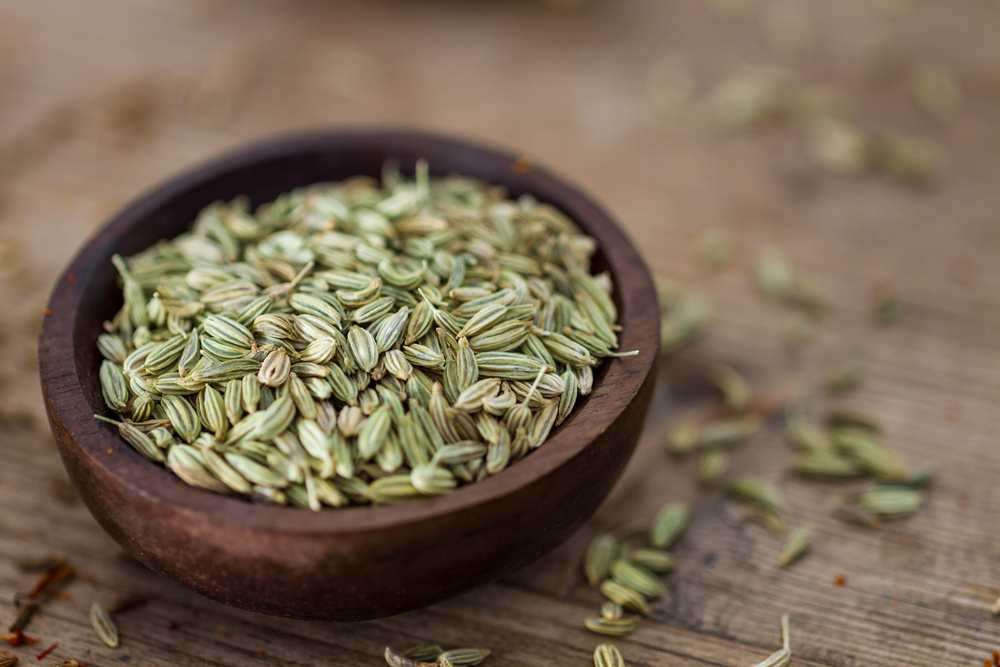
[38,127,659,620]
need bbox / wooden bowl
[38,128,659,620]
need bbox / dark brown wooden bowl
[38,128,659,620]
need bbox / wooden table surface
[2,1,999,665]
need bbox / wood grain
[3,0,1000,664]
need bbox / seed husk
[649,502,690,549]
[752,614,791,667]
[384,646,418,667]
[89,602,120,648]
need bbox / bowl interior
[50,128,657,533]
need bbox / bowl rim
[39,126,659,536]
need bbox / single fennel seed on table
[593,642,625,667]
[649,501,690,549]
[89,601,120,649]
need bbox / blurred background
[2,1,999,665]
[2,1,999,384]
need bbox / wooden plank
[2,0,999,665]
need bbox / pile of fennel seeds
[95,163,636,510]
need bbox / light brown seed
[90,601,120,648]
